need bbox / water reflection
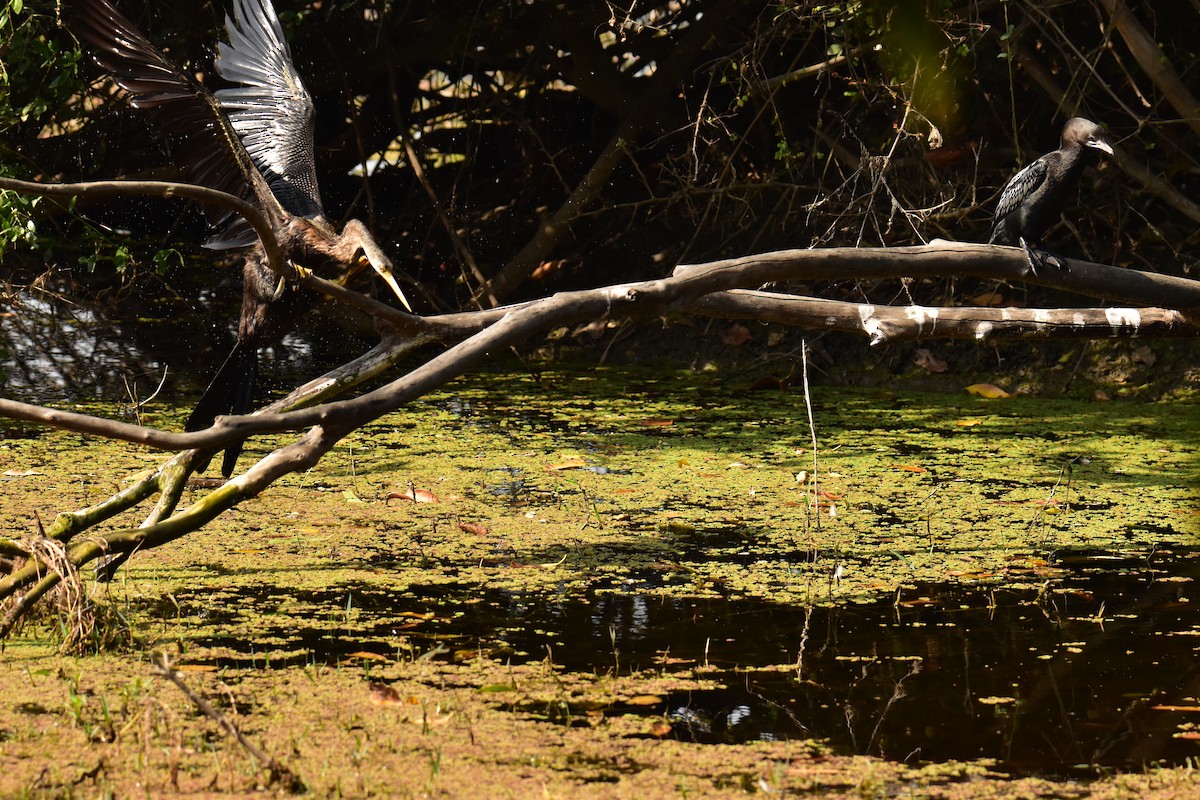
[0,289,371,403]
[167,547,1200,777]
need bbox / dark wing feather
[215,0,324,220]
[992,157,1047,226]
[67,0,281,249]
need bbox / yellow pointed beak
[357,255,413,312]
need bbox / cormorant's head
[1061,117,1114,156]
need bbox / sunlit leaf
[965,383,1011,398]
[387,488,439,503]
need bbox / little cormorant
[988,117,1113,272]
[70,0,410,476]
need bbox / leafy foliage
[2,1,1196,302]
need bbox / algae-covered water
[1,367,1198,797]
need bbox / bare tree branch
[1097,0,1200,136]
[692,291,1196,343]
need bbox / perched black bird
[71,0,409,476]
[988,117,1113,273]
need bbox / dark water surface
[170,546,1200,779]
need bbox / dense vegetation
[3,0,1194,312]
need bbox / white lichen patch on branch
[858,304,886,345]
[1104,308,1142,330]
[974,321,995,339]
[903,305,939,335]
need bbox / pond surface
[2,331,1198,793]
[161,545,1200,779]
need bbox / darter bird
[988,117,1113,274]
[71,0,410,476]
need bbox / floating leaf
[891,465,928,473]
[387,488,439,503]
[625,694,663,706]
[548,459,587,471]
[648,721,673,737]
[458,521,489,536]
[368,682,403,705]
[343,489,364,504]
[965,383,1011,399]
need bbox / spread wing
[68,0,282,249]
[215,0,324,222]
[992,156,1047,225]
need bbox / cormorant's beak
[1088,139,1114,156]
[361,256,414,312]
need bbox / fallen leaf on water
[368,683,403,705]
[548,459,587,471]
[345,651,388,663]
[648,721,673,737]
[955,419,984,427]
[2,469,43,477]
[643,418,674,427]
[343,489,364,504]
[965,383,1011,399]
[387,488,439,503]
[625,694,663,706]
[458,521,489,536]
[891,465,928,473]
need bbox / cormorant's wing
[68,0,282,248]
[992,157,1048,224]
[215,0,324,222]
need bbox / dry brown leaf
[720,323,752,346]
[912,348,949,374]
[387,488,440,503]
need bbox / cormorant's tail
[186,342,258,477]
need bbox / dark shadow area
[158,545,1200,779]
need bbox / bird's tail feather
[186,342,258,477]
